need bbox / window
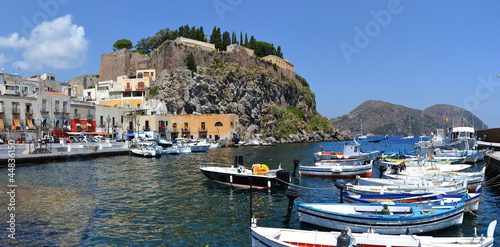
[137,72,143,78]
[100,116,103,126]
[151,72,154,78]
[112,117,115,125]
[172,123,177,128]
[55,100,59,112]
[42,99,47,111]
[145,120,149,130]
[201,122,206,130]
[126,82,131,90]
[184,123,189,129]
[215,122,223,127]
[121,115,123,123]
[137,81,145,89]
[62,102,67,113]
[137,104,141,110]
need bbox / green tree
[186,52,197,75]
[244,33,248,46]
[240,32,243,45]
[113,39,132,51]
[231,31,237,44]
[249,35,257,50]
[222,31,231,50]
[210,26,223,50]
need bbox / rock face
[99,40,351,143]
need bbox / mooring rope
[275,177,337,190]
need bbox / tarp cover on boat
[124,133,136,137]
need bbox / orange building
[170,114,239,141]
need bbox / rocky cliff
[99,40,351,143]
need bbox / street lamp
[475,94,484,130]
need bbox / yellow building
[170,114,239,141]
[260,55,295,72]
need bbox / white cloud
[0,53,11,67]
[0,15,88,70]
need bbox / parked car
[68,136,79,143]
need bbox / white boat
[188,142,211,152]
[357,177,468,189]
[163,146,180,155]
[346,183,467,195]
[251,219,497,247]
[129,142,159,157]
[178,145,191,153]
[314,141,379,161]
[380,160,471,175]
[299,160,373,178]
[297,201,464,234]
[445,126,477,150]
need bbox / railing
[41,107,49,113]
[86,114,93,120]
[171,128,179,133]
[0,107,4,114]
[125,87,132,91]
[143,127,150,131]
[73,113,81,119]
[12,108,20,115]
[181,128,190,133]
[25,109,33,115]
[198,127,208,132]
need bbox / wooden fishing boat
[346,183,467,195]
[314,142,378,161]
[299,160,372,178]
[342,191,481,212]
[382,167,485,193]
[296,201,465,234]
[251,219,497,247]
[356,177,466,189]
[198,155,290,190]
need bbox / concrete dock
[0,142,130,167]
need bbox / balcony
[127,127,135,132]
[125,87,132,91]
[159,126,166,131]
[198,127,208,132]
[25,109,33,115]
[73,113,81,119]
[0,107,4,114]
[86,114,93,120]
[41,107,49,114]
[171,128,179,133]
[181,128,190,133]
[54,108,61,114]
[143,127,150,131]
[12,108,20,115]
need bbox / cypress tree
[240,32,243,45]
[231,31,237,44]
[244,33,248,47]
[222,31,231,50]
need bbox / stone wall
[68,74,99,89]
[99,49,132,81]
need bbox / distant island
[330,100,486,136]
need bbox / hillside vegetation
[330,100,485,136]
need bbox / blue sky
[1,0,499,128]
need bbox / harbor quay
[0,141,129,167]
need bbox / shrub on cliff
[186,52,197,75]
[113,39,132,51]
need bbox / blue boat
[342,191,480,212]
[297,199,464,234]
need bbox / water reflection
[0,140,498,246]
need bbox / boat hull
[299,162,372,178]
[199,166,289,190]
[343,192,480,212]
[297,202,464,234]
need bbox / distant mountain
[330,100,486,136]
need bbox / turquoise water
[0,136,498,246]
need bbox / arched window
[215,122,223,127]
[137,81,145,90]
[137,72,143,78]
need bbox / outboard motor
[276,169,290,188]
[391,164,400,174]
[334,179,347,203]
[336,230,351,247]
[378,165,387,178]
